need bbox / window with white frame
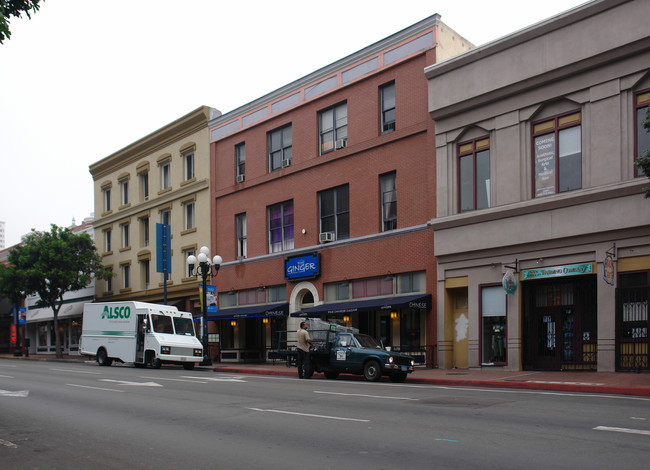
[121,223,130,249]
[122,263,130,289]
[184,202,195,230]
[236,213,247,259]
[533,111,581,197]
[184,150,195,181]
[268,200,294,253]
[268,124,292,171]
[161,162,171,190]
[380,171,397,231]
[319,102,347,154]
[141,172,149,201]
[104,228,112,253]
[103,187,111,212]
[120,180,129,206]
[380,82,396,133]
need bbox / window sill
[119,246,131,252]
[181,227,197,236]
[158,281,174,287]
[119,288,132,294]
[158,187,172,195]
[119,203,131,210]
[101,210,113,217]
[102,251,113,257]
[180,178,197,187]
[182,276,198,283]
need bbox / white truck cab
[80,301,203,369]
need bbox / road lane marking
[0,438,18,448]
[182,375,246,382]
[100,379,162,387]
[0,374,14,378]
[247,407,369,422]
[140,376,208,384]
[67,384,125,392]
[0,389,29,397]
[50,368,102,375]
[594,426,650,436]
[314,390,419,401]
[435,438,458,442]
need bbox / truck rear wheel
[97,348,112,367]
[363,360,381,382]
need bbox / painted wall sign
[285,253,320,280]
[522,263,593,280]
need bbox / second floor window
[380,82,396,133]
[635,90,649,176]
[319,184,349,241]
[319,102,347,154]
[236,143,245,182]
[141,217,149,247]
[161,209,171,226]
[380,172,397,231]
[161,162,171,190]
[141,173,149,201]
[533,111,582,197]
[104,229,112,253]
[122,264,130,289]
[120,180,129,206]
[184,202,195,230]
[103,188,111,212]
[121,223,130,249]
[236,213,247,259]
[268,124,292,171]
[184,151,195,180]
[268,200,293,253]
[459,137,490,212]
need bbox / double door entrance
[523,277,597,370]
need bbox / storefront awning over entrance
[27,301,85,323]
[206,303,289,320]
[291,293,431,317]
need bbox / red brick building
[204,15,472,364]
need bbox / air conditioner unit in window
[383,122,396,132]
[236,174,245,183]
[319,231,336,243]
[335,138,347,150]
[282,158,291,167]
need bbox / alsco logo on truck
[101,305,131,319]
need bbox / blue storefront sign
[285,253,320,281]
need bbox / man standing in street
[297,321,315,379]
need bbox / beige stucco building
[426,0,650,371]
[89,106,220,311]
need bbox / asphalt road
[1,359,649,469]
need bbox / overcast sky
[0,0,588,248]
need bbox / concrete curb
[213,366,650,397]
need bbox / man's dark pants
[297,348,310,378]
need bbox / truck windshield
[355,334,382,349]
[151,314,174,334]
[173,317,195,336]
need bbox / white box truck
[80,301,203,370]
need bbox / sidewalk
[3,353,650,397]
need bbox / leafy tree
[6,224,113,358]
[637,107,650,198]
[0,0,42,44]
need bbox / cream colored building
[89,106,220,311]
[426,0,650,372]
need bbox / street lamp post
[186,246,222,366]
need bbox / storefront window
[399,309,421,349]
[481,285,506,364]
[220,322,235,349]
[71,320,82,349]
[38,324,48,347]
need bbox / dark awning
[207,303,289,320]
[291,294,431,318]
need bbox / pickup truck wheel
[363,360,381,382]
[96,348,112,367]
[324,371,339,380]
[390,372,408,383]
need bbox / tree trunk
[53,308,62,359]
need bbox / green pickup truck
[279,324,416,383]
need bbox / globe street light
[187,246,222,366]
